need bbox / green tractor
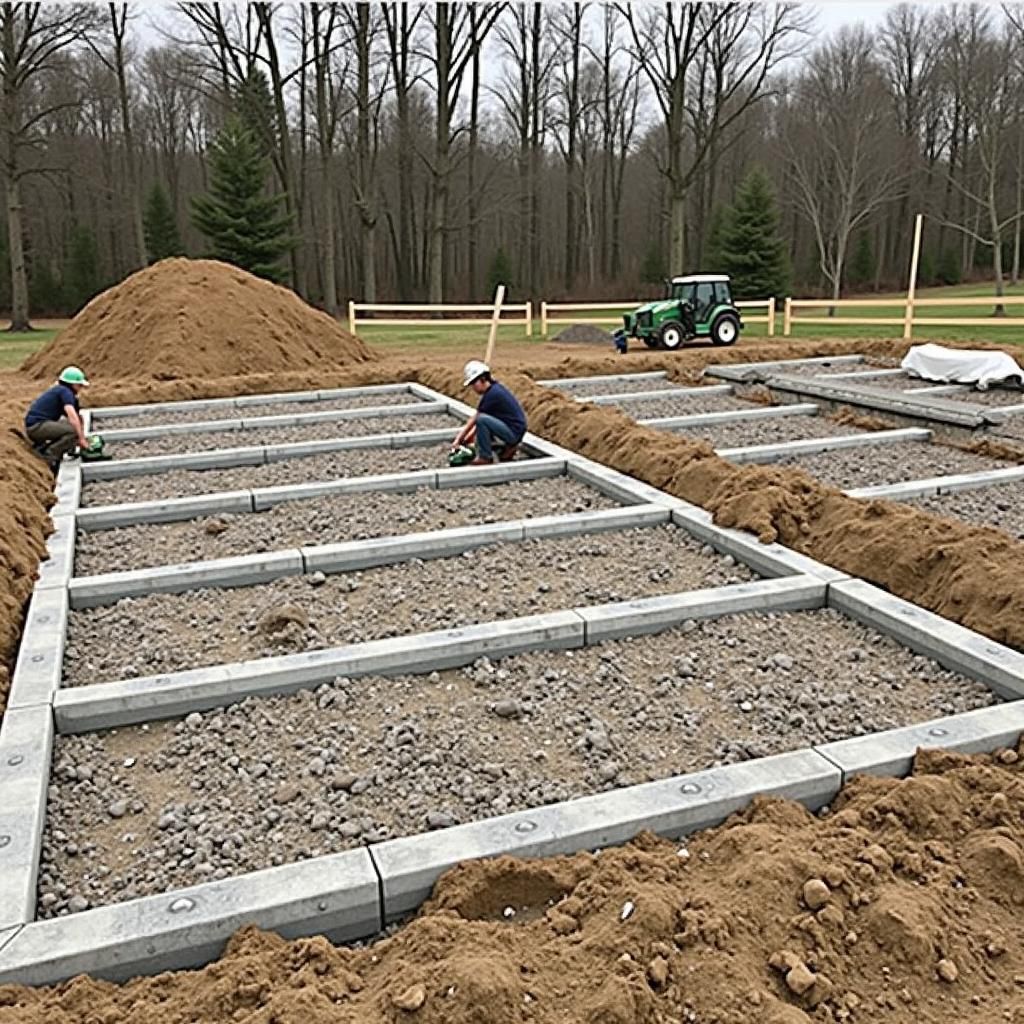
[617,274,742,352]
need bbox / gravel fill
[75,477,619,575]
[81,444,453,507]
[939,385,1024,408]
[109,412,455,459]
[91,391,423,430]
[773,440,1011,489]
[41,607,997,917]
[611,393,762,419]
[64,525,755,686]
[908,480,1024,539]
[553,377,693,398]
[670,414,866,450]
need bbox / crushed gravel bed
[908,479,1024,539]
[81,445,453,507]
[75,477,619,575]
[91,391,423,430]
[669,413,867,450]
[108,412,455,460]
[550,376,689,398]
[41,607,997,917]
[64,525,755,686]
[771,440,1012,490]
[939,386,1024,408]
[610,393,762,419]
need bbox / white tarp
[901,342,1024,390]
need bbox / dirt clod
[936,959,959,983]
[802,878,831,910]
[391,983,427,1011]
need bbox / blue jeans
[475,414,518,460]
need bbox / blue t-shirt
[26,384,78,428]
[478,380,527,441]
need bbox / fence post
[525,300,533,337]
[348,300,356,336]
[783,297,792,337]
[540,301,548,338]
[767,300,776,338]
[904,212,923,342]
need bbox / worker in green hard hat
[25,366,90,471]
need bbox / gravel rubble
[91,391,423,430]
[670,413,867,450]
[42,607,997,917]
[551,377,692,398]
[610,393,763,419]
[771,440,1012,489]
[109,412,455,459]
[75,477,619,575]
[81,444,456,506]
[908,479,1024,539]
[64,525,755,685]
[939,385,1024,408]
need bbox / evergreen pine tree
[849,232,874,290]
[719,168,790,300]
[486,246,514,297]
[191,117,294,283]
[703,205,730,271]
[641,242,667,285]
[143,183,183,263]
[235,68,277,159]
[63,224,101,313]
[29,260,63,314]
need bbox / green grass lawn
[0,329,56,369]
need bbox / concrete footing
[719,427,931,464]
[637,402,820,431]
[846,465,1024,501]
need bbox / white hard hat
[462,359,490,387]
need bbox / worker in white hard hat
[451,360,527,465]
[24,366,90,471]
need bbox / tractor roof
[672,274,730,284]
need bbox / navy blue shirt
[26,384,78,428]
[478,380,526,441]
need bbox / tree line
[3,2,1024,331]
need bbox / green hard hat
[58,366,89,386]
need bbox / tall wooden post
[904,213,923,342]
[484,284,506,366]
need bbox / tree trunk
[427,4,451,304]
[109,5,146,269]
[5,175,30,331]
[467,7,481,300]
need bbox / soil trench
[63,525,753,686]
[108,412,455,460]
[74,476,618,576]
[41,607,996,918]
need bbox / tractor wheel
[710,313,740,346]
[642,336,659,349]
[658,320,686,350]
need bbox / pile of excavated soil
[21,259,375,384]
[552,323,616,345]
[6,742,1024,1023]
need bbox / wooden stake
[484,283,505,366]
[904,213,923,342]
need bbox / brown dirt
[21,259,375,383]
[5,742,1024,1023]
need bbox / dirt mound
[552,323,616,345]
[21,258,375,384]
[4,743,1024,1023]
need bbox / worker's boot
[498,444,519,463]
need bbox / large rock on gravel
[259,604,309,635]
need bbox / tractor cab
[620,273,742,351]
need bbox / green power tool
[79,434,112,462]
[448,443,476,467]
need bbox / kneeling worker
[25,366,90,470]
[452,360,527,465]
